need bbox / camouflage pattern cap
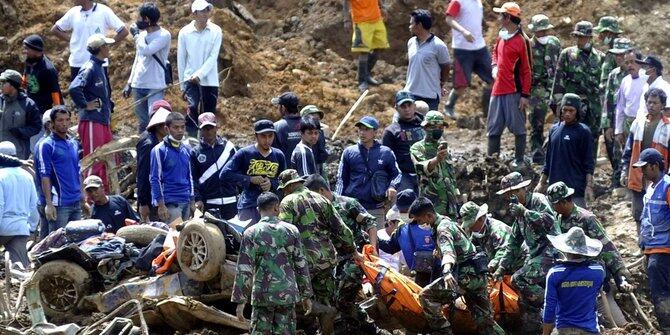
[571,21,594,37]
[608,37,632,54]
[420,110,449,127]
[546,181,575,203]
[593,16,622,34]
[459,201,489,230]
[300,105,324,118]
[528,14,554,32]
[0,69,22,86]
[277,169,305,190]
[496,172,532,195]
[547,227,603,257]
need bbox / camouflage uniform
[420,214,505,335]
[527,15,562,159]
[551,21,605,159]
[278,184,356,306]
[472,215,526,273]
[331,194,376,316]
[547,182,627,277]
[232,216,313,334]
[596,16,624,94]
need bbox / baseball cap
[395,91,415,106]
[83,175,103,190]
[355,116,379,130]
[396,189,417,213]
[271,92,300,109]
[254,119,276,134]
[633,148,664,168]
[386,207,401,222]
[0,142,16,156]
[636,55,664,73]
[86,34,115,49]
[191,0,213,12]
[150,100,172,117]
[23,34,44,52]
[198,112,217,129]
[42,110,52,125]
[493,2,521,18]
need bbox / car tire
[116,225,168,247]
[177,219,226,281]
[31,260,91,320]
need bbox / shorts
[487,93,526,136]
[453,47,493,88]
[351,20,390,53]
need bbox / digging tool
[628,292,657,331]
[332,89,369,140]
[626,256,645,270]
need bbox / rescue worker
[595,16,624,93]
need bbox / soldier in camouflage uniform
[303,173,378,327]
[492,172,560,333]
[411,197,504,335]
[277,170,357,334]
[410,111,460,218]
[595,16,624,94]
[527,14,561,164]
[459,201,526,274]
[551,21,605,160]
[232,192,313,335]
[603,38,633,188]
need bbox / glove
[129,23,140,38]
[8,127,22,139]
[509,203,527,218]
[492,268,504,282]
[122,84,132,99]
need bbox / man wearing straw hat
[543,227,605,335]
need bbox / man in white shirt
[615,50,647,146]
[123,3,172,133]
[637,55,670,116]
[443,0,493,118]
[51,0,128,81]
[178,0,223,137]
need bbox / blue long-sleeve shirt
[150,138,194,205]
[335,141,402,209]
[378,221,441,272]
[68,55,111,125]
[220,144,286,210]
[38,134,81,207]
[0,167,39,236]
[543,122,594,197]
[543,261,605,333]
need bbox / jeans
[47,203,82,234]
[0,236,29,267]
[184,82,219,137]
[647,253,670,332]
[38,204,49,240]
[166,203,191,224]
[133,88,165,133]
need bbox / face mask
[603,36,612,46]
[135,20,150,30]
[580,42,592,51]
[640,68,647,77]
[472,223,487,238]
[167,134,181,146]
[536,36,550,45]
[498,28,516,41]
[431,129,443,140]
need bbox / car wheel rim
[40,274,79,311]
[185,230,209,270]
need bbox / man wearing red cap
[488,2,532,169]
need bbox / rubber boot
[514,134,526,167]
[487,135,501,156]
[481,87,492,118]
[443,89,458,118]
[358,57,370,92]
[366,52,380,85]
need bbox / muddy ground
[0,0,669,333]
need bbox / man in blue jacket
[150,112,194,223]
[543,227,605,335]
[635,148,670,333]
[69,34,115,191]
[336,115,401,228]
[221,120,286,224]
[272,92,301,158]
[191,113,238,220]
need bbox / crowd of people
[0,0,669,334]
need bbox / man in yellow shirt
[343,0,390,92]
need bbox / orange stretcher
[356,245,520,333]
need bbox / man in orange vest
[342,0,390,92]
[621,88,670,235]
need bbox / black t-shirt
[92,195,140,233]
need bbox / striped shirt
[291,142,317,177]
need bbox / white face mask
[640,68,647,77]
[536,36,550,45]
[603,36,612,46]
[471,222,488,238]
[498,28,517,41]
[580,42,592,51]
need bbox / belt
[205,196,237,205]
